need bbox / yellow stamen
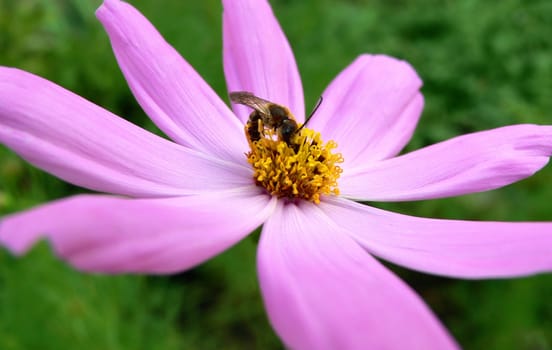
[245,121,343,204]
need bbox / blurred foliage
[1,0,552,349]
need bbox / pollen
[245,121,343,204]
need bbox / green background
[1,0,551,349]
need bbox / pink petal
[308,55,423,168]
[341,124,552,201]
[0,189,276,274]
[0,67,252,197]
[223,0,305,123]
[321,197,552,279]
[96,0,247,163]
[257,201,458,350]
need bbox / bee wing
[229,91,272,115]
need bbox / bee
[229,91,300,145]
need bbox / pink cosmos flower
[1,0,551,348]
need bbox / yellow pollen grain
[245,122,343,204]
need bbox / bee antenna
[297,95,323,133]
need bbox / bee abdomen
[247,112,262,142]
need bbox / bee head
[278,119,298,144]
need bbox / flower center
[245,119,343,204]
